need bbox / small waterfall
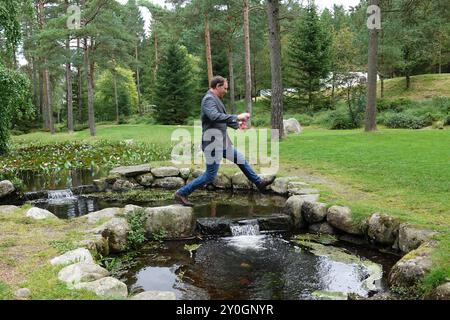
[48,189,74,199]
[48,189,76,201]
[230,220,260,236]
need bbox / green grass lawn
[280,128,450,229]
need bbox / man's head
[210,75,228,99]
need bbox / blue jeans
[177,147,262,197]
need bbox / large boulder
[196,217,231,236]
[327,206,362,235]
[130,291,176,300]
[389,241,436,288]
[302,201,328,224]
[152,177,185,189]
[309,222,336,235]
[270,177,299,195]
[257,215,292,232]
[50,248,94,266]
[123,204,143,215]
[26,207,58,220]
[135,173,154,187]
[93,178,108,192]
[84,207,122,224]
[398,223,438,253]
[145,205,194,239]
[95,218,130,253]
[367,213,400,246]
[76,235,109,257]
[431,282,450,300]
[212,173,232,189]
[109,164,152,177]
[179,168,191,180]
[58,262,109,286]
[0,180,15,198]
[283,118,302,135]
[231,172,253,190]
[151,166,180,178]
[0,205,19,214]
[112,179,142,191]
[74,277,128,298]
[282,195,306,230]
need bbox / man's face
[217,81,228,98]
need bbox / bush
[377,98,414,112]
[325,108,361,130]
[384,113,427,129]
[444,114,450,126]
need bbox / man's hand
[237,112,250,121]
[239,121,247,130]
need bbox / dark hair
[210,76,227,89]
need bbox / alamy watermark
[170,121,280,175]
[367,5,381,30]
[67,5,81,30]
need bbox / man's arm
[202,96,239,125]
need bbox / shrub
[377,98,413,112]
[126,209,147,250]
[325,108,361,130]
[384,113,427,129]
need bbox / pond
[14,169,400,300]
[118,231,398,300]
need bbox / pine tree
[153,43,195,125]
[288,2,332,113]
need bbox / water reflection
[17,168,106,192]
[120,234,394,300]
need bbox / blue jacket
[201,90,239,151]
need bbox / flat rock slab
[110,164,152,177]
[151,166,180,178]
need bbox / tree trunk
[113,70,119,124]
[243,0,252,126]
[331,72,336,107]
[204,14,213,85]
[380,74,384,98]
[31,57,39,112]
[153,28,159,82]
[365,0,379,132]
[66,38,74,133]
[77,38,83,124]
[44,67,55,134]
[266,0,284,138]
[37,0,48,130]
[406,73,411,90]
[84,38,96,136]
[135,45,142,115]
[41,70,49,130]
[227,45,236,114]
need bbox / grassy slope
[378,73,450,100]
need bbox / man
[174,75,274,207]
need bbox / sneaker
[174,192,194,207]
[257,176,275,194]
